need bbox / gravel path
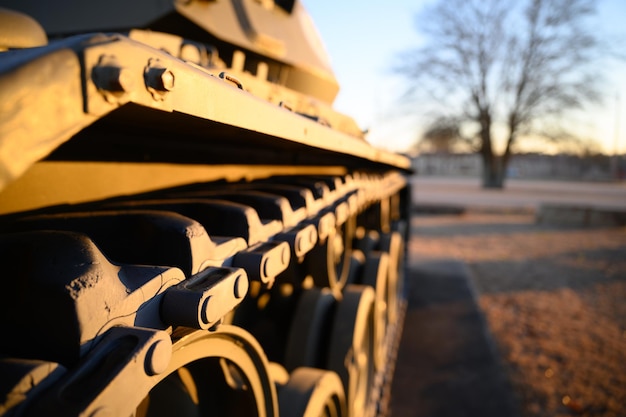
[408,210,626,417]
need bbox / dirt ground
[408,210,626,417]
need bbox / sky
[301,0,626,155]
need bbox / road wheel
[278,367,346,417]
[137,325,278,417]
[326,285,376,417]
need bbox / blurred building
[412,152,626,181]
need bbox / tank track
[0,171,410,417]
[0,3,412,414]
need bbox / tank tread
[0,171,409,417]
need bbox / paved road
[389,261,521,417]
[410,177,626,211]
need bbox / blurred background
[303,0,626,187]
[300,2,626,416]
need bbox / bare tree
[396,0,602,188]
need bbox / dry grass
[409,211,626,417]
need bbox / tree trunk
[477,111,505,189]
[481,153,505,188]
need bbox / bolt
[145,67,175,92]
[160,69,175,90]
[92,65,133,93]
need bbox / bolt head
[160,70,175,91]
[93,65,133,93]
[145,67,175,93]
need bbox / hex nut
[92,65,133,93]
[145,67,175,92]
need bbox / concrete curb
[537,204,626,227]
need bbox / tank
[0,2,412,416]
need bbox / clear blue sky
[301,0,626,155]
